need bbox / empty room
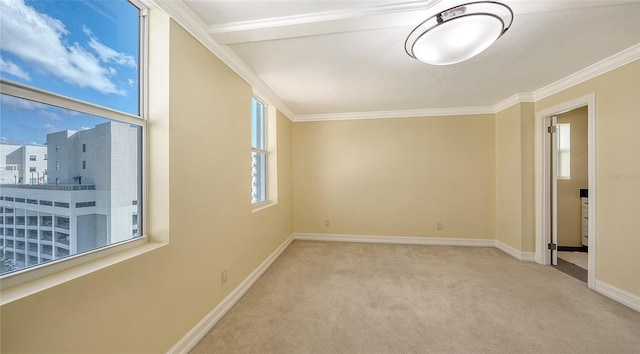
[1,0,639,353]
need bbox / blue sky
[0,0,139,145]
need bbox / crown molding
[294,106,495,122]
[493,93,535,113]
[148,0,296,121]
[533,43,640,101]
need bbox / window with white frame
[557,123,571,179]
[0,0,146,277]
[251,97,267,204]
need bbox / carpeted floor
[191,240,640,353]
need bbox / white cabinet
[581,194,589,246]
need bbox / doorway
[535,93,596,290]
[553,107,588,282]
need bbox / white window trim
[0,1,162,302]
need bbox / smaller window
[82,144,86,153]
[251,97,267,205]
[29,166,36,172]
[54,202,69,208]
[44,154,48,160]
[82,161,86,170]
[39,200,53,206]
[55,145,59,154]
[557,123,571,179]
[55,161,59,170]
[29,155,36,161]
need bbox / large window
[0,0,146,277]
[251,97,267,204]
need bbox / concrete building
[0,144,48,185]
[0,122,140,272]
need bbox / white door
[549,115,559,266]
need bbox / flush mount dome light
[405,1,513,65]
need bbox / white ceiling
[159,0,640,119]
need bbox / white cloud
[84,26,136,68]
[0,0,132,95]
[0,57,31,81]
[0,94,47,110]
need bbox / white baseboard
[167,234,295,354]
[494,240,536,262]
[293,233,495,247]
[595,280,640,313]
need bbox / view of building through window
[0,0,144,276]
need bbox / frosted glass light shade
[405,2,513,65]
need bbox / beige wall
[494,103,536,253]
[536,60,640,297]
[0,16,294,353]
[557,107,588,247]
[293,116,495,239]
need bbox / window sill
[0,239,167,306]
[252,200,277,213]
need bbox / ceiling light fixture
[405,1,513,65]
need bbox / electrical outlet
[221,269,228,285]
[437,222,443,230]
[324,219,330,227]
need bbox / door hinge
[548,243,557,251]
[547,126,557,134]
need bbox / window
[0,0,146,278]
[251,97,267,204]
[557,123,571,179]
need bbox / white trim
[595,281,640,313]
[167,234,295,354]
[148,0,295,121]
[534,93,597,290]
[294,233,535,261]
[493,93,535,113]
[293,233,495,247]
[494,240,536,262]
[533,44,640,101]
[293,106,495,122]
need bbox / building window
[0,0,146,277]
[251,97,267,204]
[557,123,570,179]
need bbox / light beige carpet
[191,240,640,353]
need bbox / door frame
[534,93,596,289]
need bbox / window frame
[0,0,150,290]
